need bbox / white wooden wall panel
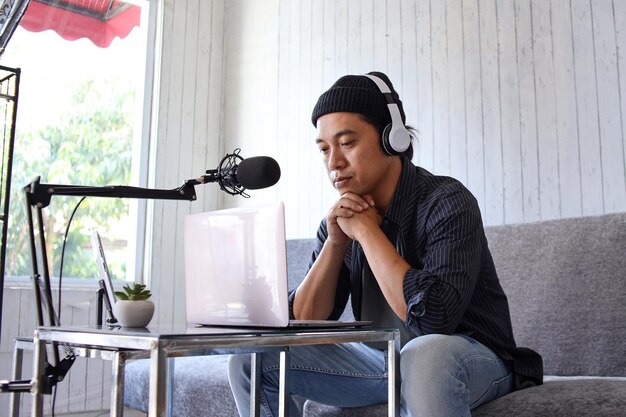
[498,0,523,225]
[534,0,560,220]
[552,0,582,219]
[448,0,468,187]
[572,0,603,216]
[399,0,419,160]
[0,286,112,415]
[157,0,188,326]
[481,0,506,224]
[463,0,486,214]
[515,0,541,223]
[618,1,626,193]
[220,0,279,209]
[431,0,451,176]
[149,0,225,328]
[593,2,626,212]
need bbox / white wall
[147,0,226,327]
[3,0,626,413]
[230,0,626,238]
[0,286,113,414]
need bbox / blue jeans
[228,334,513,417]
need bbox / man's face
[315,112,397,197]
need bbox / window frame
[2,0,163,289]
[131,0,163,287]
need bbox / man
[229,72,542,417]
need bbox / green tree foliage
[6,77,134,279]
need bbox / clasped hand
[326,192,382,244]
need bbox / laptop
[183,202,369,328]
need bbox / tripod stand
[0,176,199,395]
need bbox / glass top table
[29,324,400,417]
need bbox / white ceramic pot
[113,300,155,327]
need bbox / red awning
[19,0,141,48]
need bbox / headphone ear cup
[381,124,397,156]
[381,124,411,156]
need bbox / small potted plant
[113,283,155,327]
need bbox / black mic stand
[1,175,201,394]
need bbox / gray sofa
[125,212,626,416]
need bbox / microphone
[194,149,281,196]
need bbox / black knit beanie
[311,71,406,135]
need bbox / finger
[341,192,376,209]
[338,193,370,211]
[361,194,376,207]
[330,206,356,220]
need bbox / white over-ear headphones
[364,74,411,156]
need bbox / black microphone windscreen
[236,156,281,190]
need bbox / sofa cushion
[286,238,316,290]
[124,355,306,417]
[484,212,626,376]
[303,378,626,417]
[471,378,626,416]
[124,214,626,416]
[124,355,239,417]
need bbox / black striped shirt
[294,157,543,387]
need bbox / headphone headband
[363,74,411,156]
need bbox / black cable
[51,384,57,417]
[56,196,87,322]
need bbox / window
[0,0,154,283]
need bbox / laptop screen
[183,202,289,327]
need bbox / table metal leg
[111,351,126,417]
[250,353,261,417]
[148,345,168,417]
[9,341,24,417]
[167,358,175,417]
[387,332,401,417]
[30,331,45,417]
[278,348,290,417]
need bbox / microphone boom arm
[12,174,201,395]
[26,176,199,209]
